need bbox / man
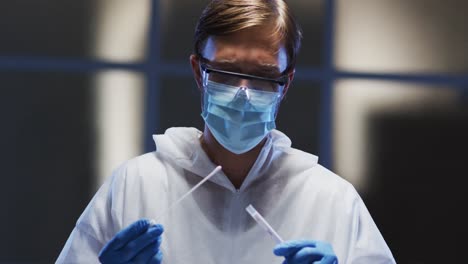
[57,0,395,263]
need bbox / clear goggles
[200,58,288,93]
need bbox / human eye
[250,79,278,92]
[209,72,240,87]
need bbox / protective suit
[56,127,395,263]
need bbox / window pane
[334,80,468,263]
[94,70,146,185]
[0,71,94,262]
[161,0,324,68]
[158,77,205,133]
[276,81,321,155]
[0,0,150,62]
[0,70,145,262]
[288,0,324,67]
[160,0,207,62]
[335,0,468,74]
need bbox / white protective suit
[57,127,395,264]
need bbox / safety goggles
[199,57,289,93]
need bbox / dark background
[0,0,467,263]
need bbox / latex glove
[274,240,338,264]
[98,219,164,264]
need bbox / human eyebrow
[256,65,281,75]
[209,60,242,71]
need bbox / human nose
[234,86,250,101]
[238,78,250,88]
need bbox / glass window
[334,79,468,263]
[160,0,208,62]
[288,0,324,67]
[158,77,205,134]
[0,70,145,262]
[276,81,322,155]
[335,0,468,74]
[0,0,150,62]
[0,71,95,261]
[93,70,146,185]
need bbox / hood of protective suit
[152,127,316,192]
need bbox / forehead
[201,25,288,72]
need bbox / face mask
[201,80,282,154]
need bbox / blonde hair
[194,0,302,72]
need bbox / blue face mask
[201,80,282,154]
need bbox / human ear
[281,70,295,99]
[190,54,203,91]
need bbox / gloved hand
[98,219,164,264]
[274,240,338,264]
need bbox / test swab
[149,165,222,225]
[246,204,284,244]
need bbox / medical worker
[57,0,395,263]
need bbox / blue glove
[274,240,338,264]
[98,219,164,264]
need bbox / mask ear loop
[273,85,285,118]
[201,68,209,89]
[199,64,209,111]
